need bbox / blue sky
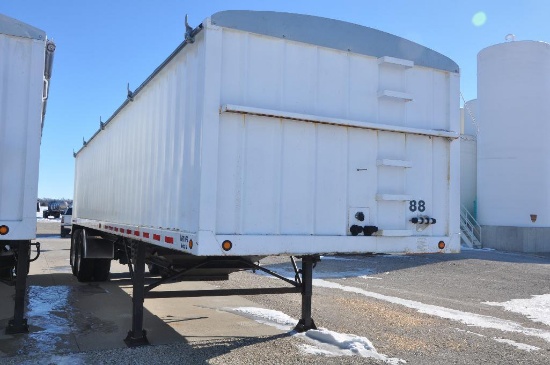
[2,1,550,198]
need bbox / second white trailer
[71,11,460,343]
[0,13,55,334]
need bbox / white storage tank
[462,99,478,136]
[477,40,550,251]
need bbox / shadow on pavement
[259,248,550,280]
[0,272,290,364]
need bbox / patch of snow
[313,279,550,343]
[460,246,495,251]
[303,329,405,364]
[455,328,539,350]
[36,217,61,223]
[359,275,383,280]
[493,338,541,352]
[229,307,405,364]
[298,344,336,356]
[484,294,550,326]
[230,307,296,331]
[455,328,485,337]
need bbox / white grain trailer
[0,13,55,334]
[71,11,460,345]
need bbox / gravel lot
[1,221,549,364]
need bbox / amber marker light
[0,225,9,235]
[189,240,193,249]
[438,241,446,250]
[222,240,232,251]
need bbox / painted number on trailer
[409,200,426,212]
[180,234,190,249]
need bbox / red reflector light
[165,236,174,244]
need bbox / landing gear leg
[6,241,30,334]
[124,241,149,347]
[294,255,319,332]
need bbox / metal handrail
[460,205,482,247]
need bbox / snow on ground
[230,307,296,331]
[454,328,541,352]
[484,294,550,326]
[460,245,495,251]
[313,279,550,344]
[258,263,550,345]
[229,307,405,364]
[492,338,541,352]
[455,328,486,337]
[36,218,61,222]
[359,275,383,280]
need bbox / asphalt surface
[1,221,549,364]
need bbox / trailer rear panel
[0,14,49,240]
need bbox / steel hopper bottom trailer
[70,10,460,346]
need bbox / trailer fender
[82,229,114,259]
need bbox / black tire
[43,211,48,218]
[60,228,67,238]
[70,230,78,275]
[93,259,111,281]
[74,231,94,282]
[148,263,160,276]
